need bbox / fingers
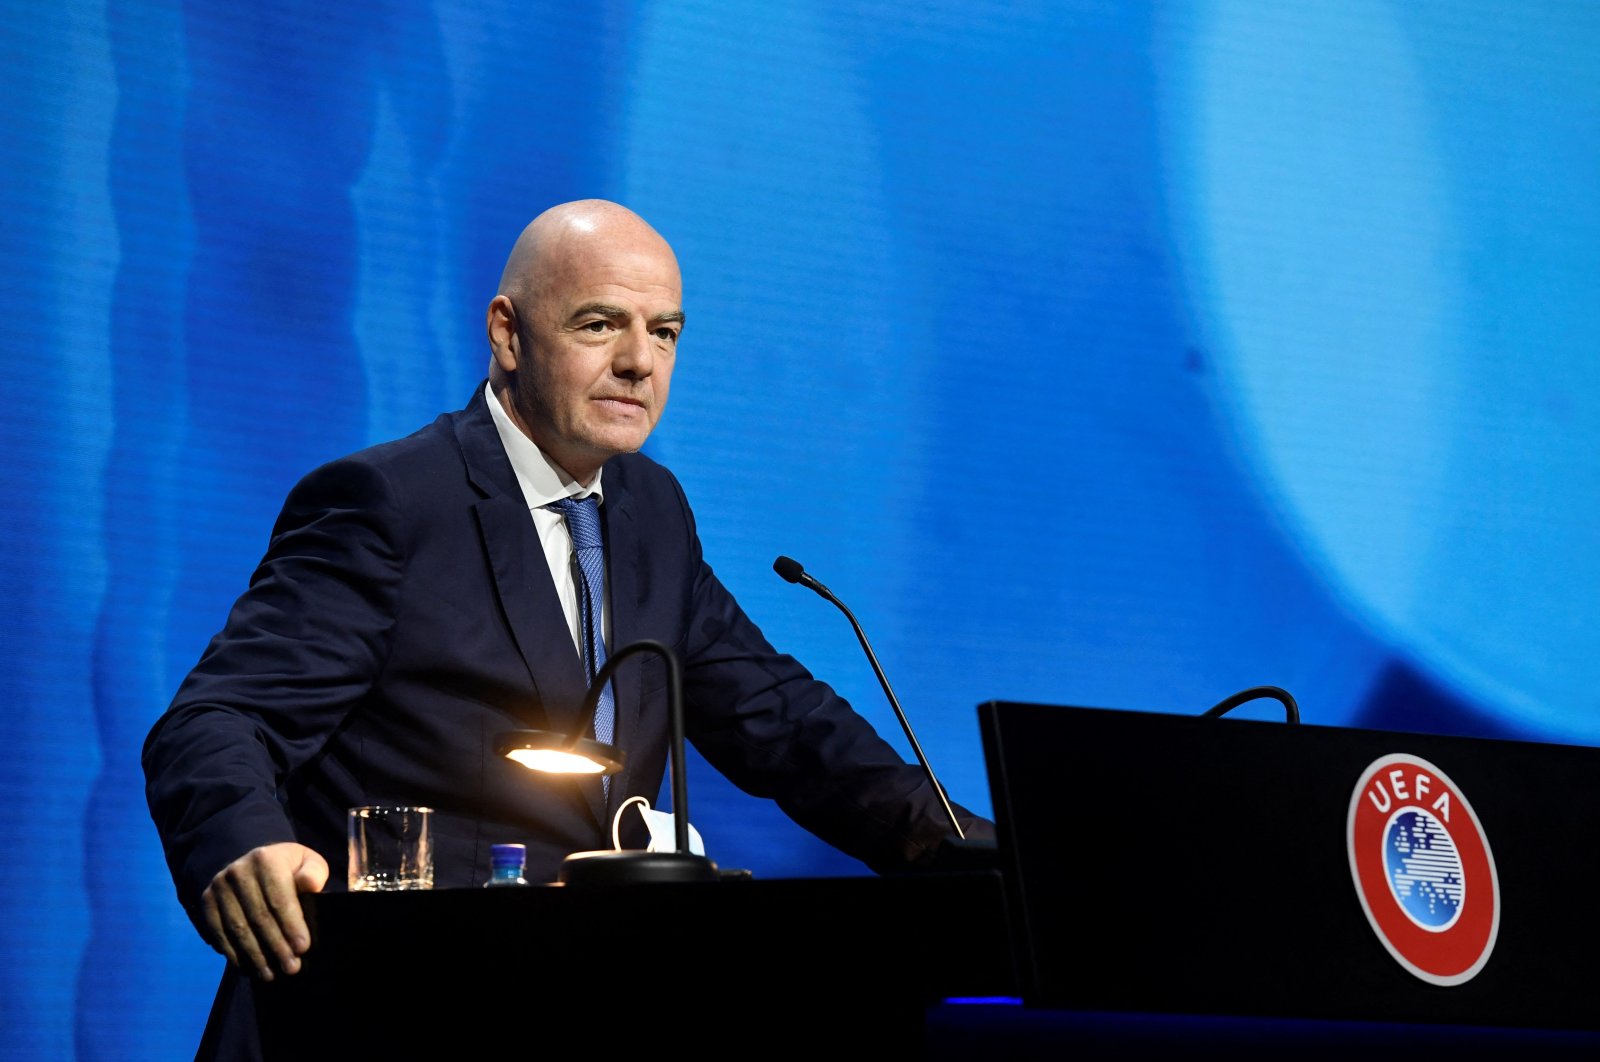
[200,889,240,970]
[200,842,322,981]
[261,847,329,963]
[202,858,280,980]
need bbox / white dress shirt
[485,381,608,657]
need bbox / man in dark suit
[143,200,992,1051]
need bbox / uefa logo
[1347,753,1499,986]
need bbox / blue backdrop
[2,1,1595,1057]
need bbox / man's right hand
[200,842,329,982]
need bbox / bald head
[485,200,684,484]
[497,199,679,306]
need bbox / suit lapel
[455,388,606,830]
[602,476,642,804]
[472,496,589,732]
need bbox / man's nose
[612,323,655,378]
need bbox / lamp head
[495,730,626,777]
[496,639,721,884]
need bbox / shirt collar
[485,381,604,509]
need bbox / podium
[972,701,1600,1054]
[254,870,1017,1056]
[252,702,1600,1058]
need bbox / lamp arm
[572,639,690,854]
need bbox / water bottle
[483,843,529,887]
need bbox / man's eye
[655,328,678,342]
[583,321,610,333]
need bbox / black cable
[1201,685,1300,724]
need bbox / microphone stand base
[930,836,1000,872]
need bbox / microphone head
[772,556,805,584]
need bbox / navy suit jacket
[145,384,990,1056]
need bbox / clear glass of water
[347,805,434,891]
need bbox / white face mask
[611,795,706,856]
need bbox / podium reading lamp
[496,638,721,885]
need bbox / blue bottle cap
[490,843,527,867]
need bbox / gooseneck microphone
[772,555,965,840]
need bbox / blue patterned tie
[548,495,613,800]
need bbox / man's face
[498,227,683,482]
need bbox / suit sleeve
[142,456,405,923]
[661,474,994,874]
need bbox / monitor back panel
[978,701,1600,1030]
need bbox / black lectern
[255,871,1016,1057]
[977,701,1600,1035]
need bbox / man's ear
[487,295,520,373]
